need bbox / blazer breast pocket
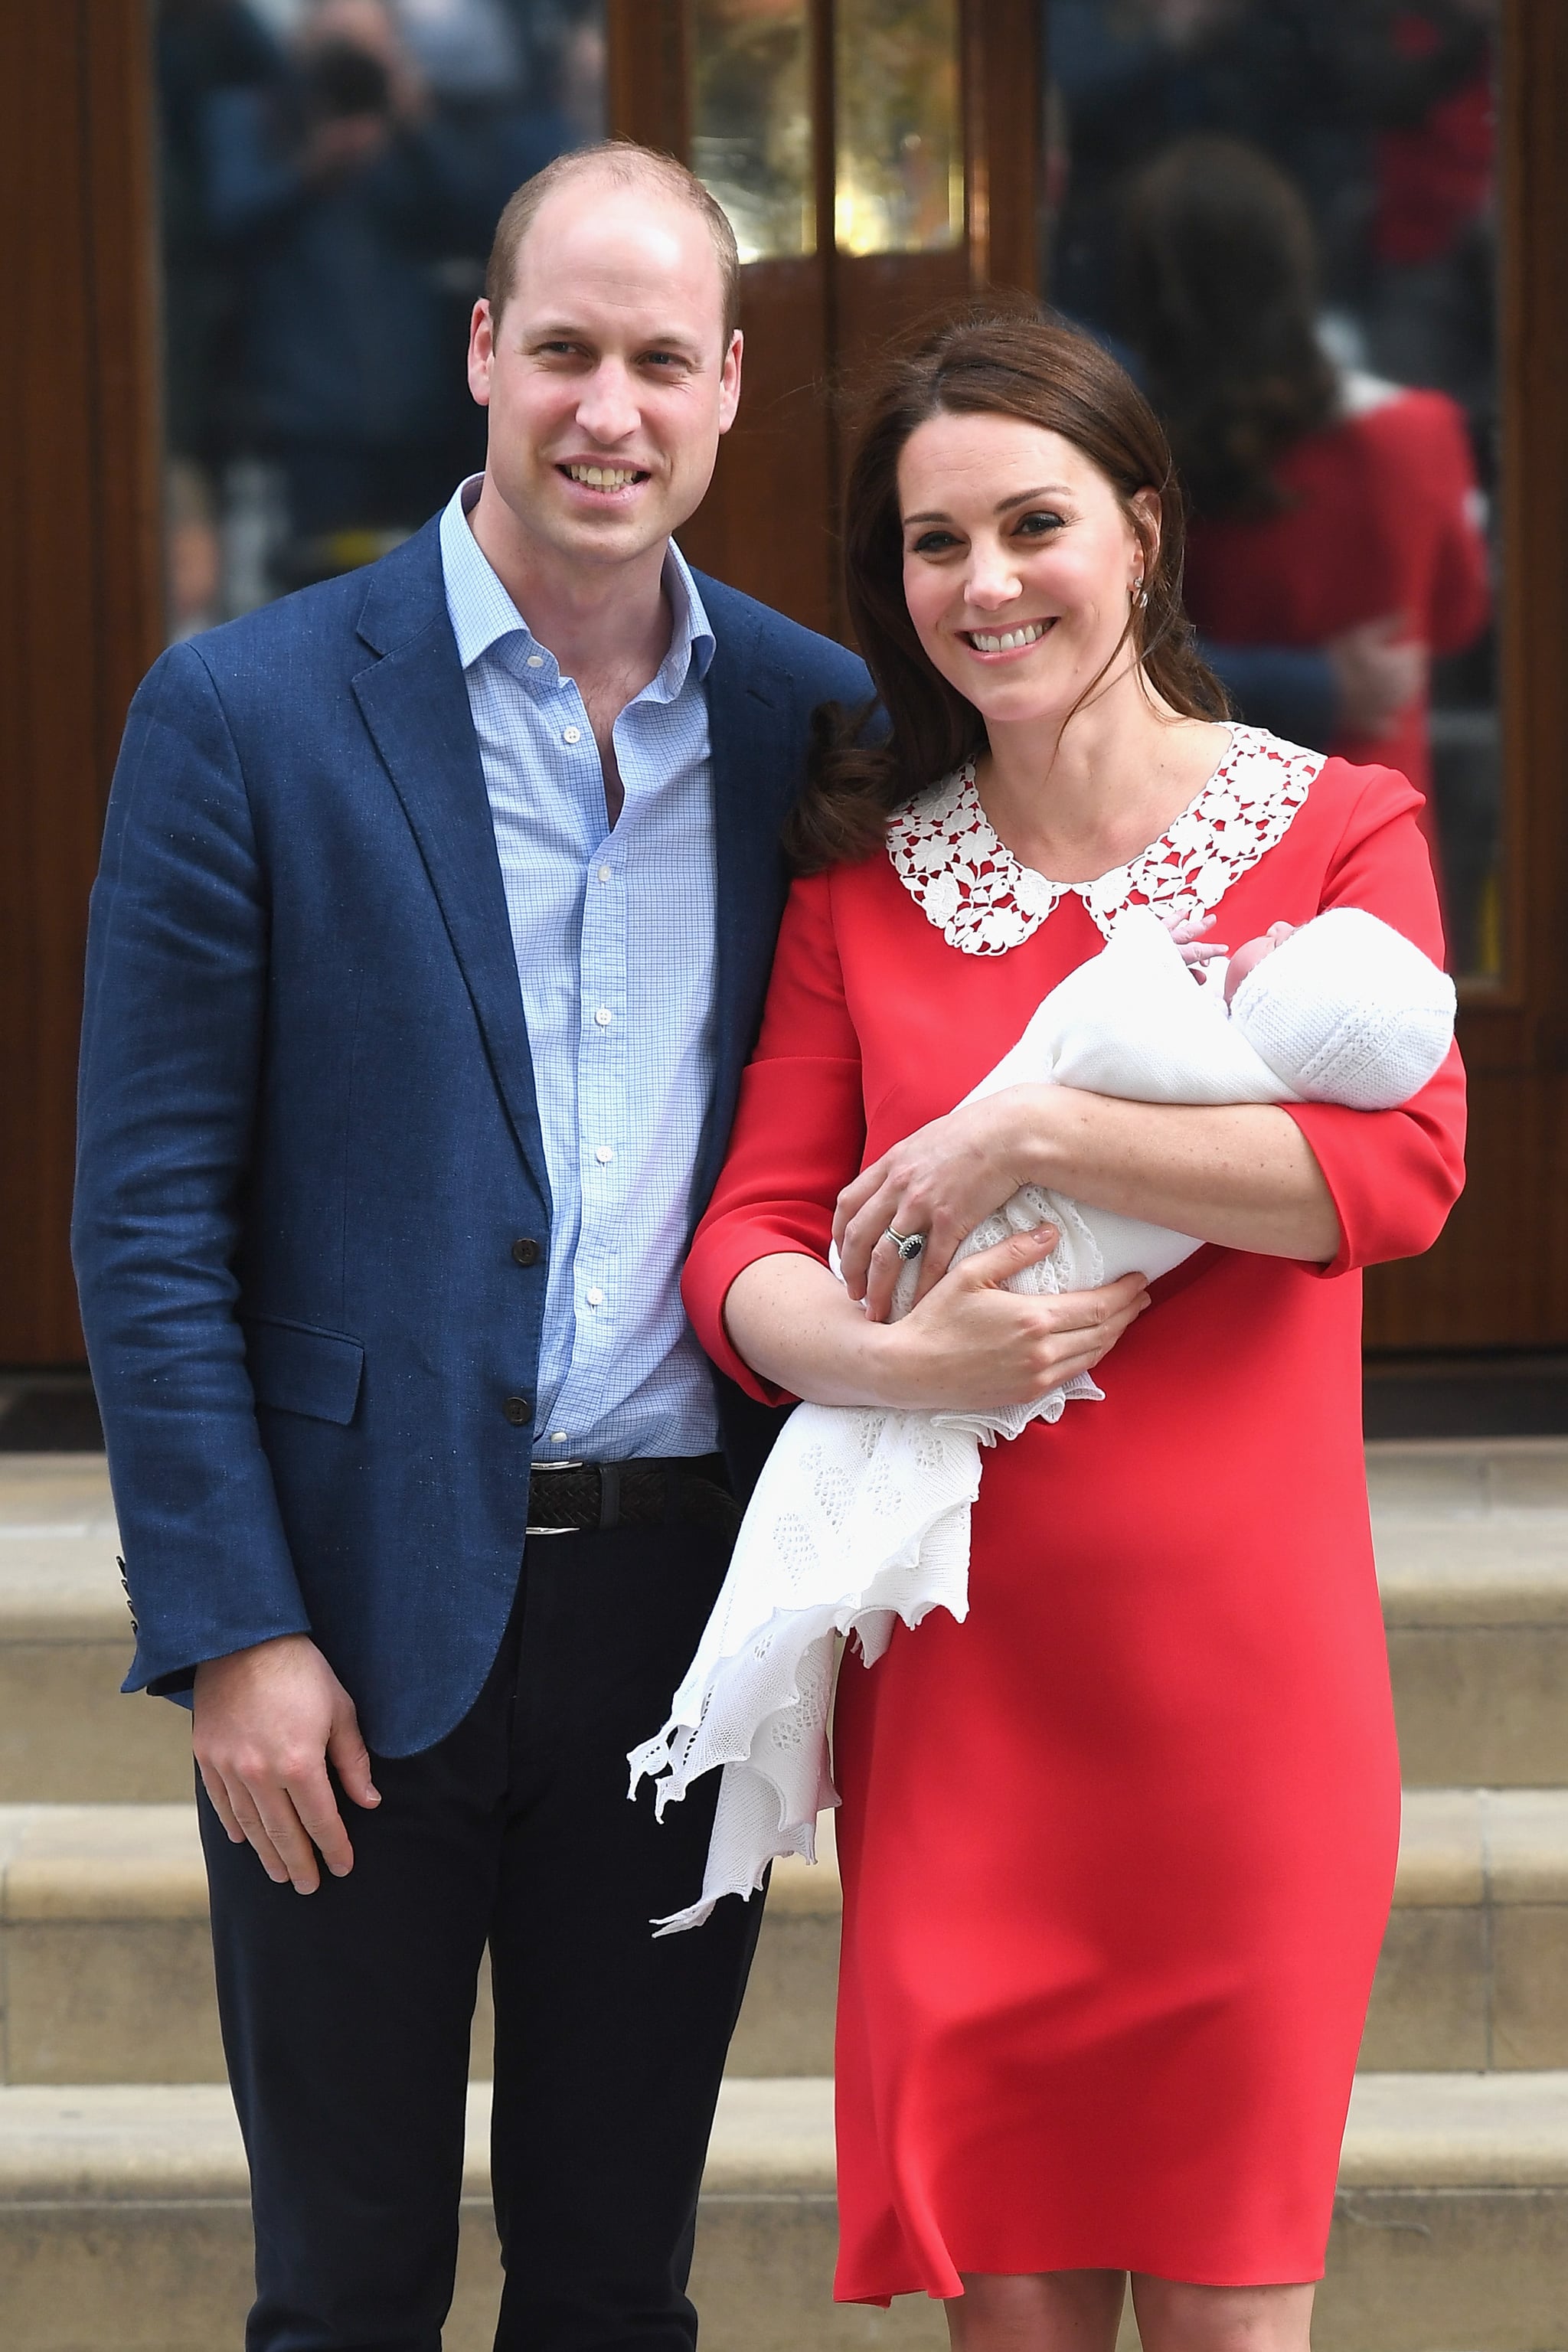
[243,1315,365,1426]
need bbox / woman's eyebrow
[902,484,1074,527]
[995,484,1073,512]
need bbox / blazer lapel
[352,532,550,1210]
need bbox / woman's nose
[963,546,1024,610]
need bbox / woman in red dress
[1122,136,1491,896]
[681,314,1464,2350]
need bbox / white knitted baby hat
[1229,906,1455,1111]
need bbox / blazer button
[511,1237,543,1268]
[504,1395,533,1426]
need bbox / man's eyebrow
[903,483,1075,528]
[524,320,704,353]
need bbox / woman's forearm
[1024,1090,1341,1261]
[721,1243,1152,1413]
[723,1254,902,1405]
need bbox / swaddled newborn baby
[629,906,1456,1932]
[891,905,1458,1400]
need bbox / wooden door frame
[1364,0,1568,1348]
[0,0,162,1364]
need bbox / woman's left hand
[835,1086,1046,1321]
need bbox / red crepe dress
[1181,382,1490,858]
[683,728,1466,2299]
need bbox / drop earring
[1131,578,1149,609]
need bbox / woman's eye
[910,530,960,555]
[1015,509,1065,537]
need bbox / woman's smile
[959,616,1058,658]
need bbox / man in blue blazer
[74,142,869,2350]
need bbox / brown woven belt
[525,1453,737,1537]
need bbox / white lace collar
[887,725,1324,957]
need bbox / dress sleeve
[683,871,867,1400]
[1282,760,1467,1276]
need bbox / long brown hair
[786,307,1227,875]
[1120,137,1338,521]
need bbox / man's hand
[194,1634,380,1893]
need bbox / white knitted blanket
[629,906,1454,1931]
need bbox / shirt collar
[439,473,715,689]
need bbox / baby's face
[1224,921,1297,1004]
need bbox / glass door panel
[155,0,607,632]
[834,0,963,255]
[691,0,815,260]
[1043,0,1503,985]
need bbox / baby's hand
[1161,910,1228,977]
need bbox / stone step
[1363,1429,1568,1778]
[1369,1439,1568,1788]
[0,2072,1563,2351]
[4,1442,1568,1805]
[0,1461,188,1804]
[4,1792,1563,2086]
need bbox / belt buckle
[528,1457,586,1537]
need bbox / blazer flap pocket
[244,1317,364,1426]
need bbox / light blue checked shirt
[439,476,720,1462]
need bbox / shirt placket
[569,686,626,1402]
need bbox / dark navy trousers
[199,1498,763,2352]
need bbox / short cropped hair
[485,141,741,344]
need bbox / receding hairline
[485,142,741,343]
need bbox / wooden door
[2,0,1564,1366]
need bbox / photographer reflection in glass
[197,0,479,584]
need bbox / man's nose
[573,362,640,445]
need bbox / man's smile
[557,460,652,498]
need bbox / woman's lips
[959,617,1057,658]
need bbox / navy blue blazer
[73,516,871,1756]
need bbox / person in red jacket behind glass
[1122,133,1490,933]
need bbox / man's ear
[468,299,495,408]
[717,328,744,436]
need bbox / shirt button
[593,1006,612,1028]
[510,1236,543,1268]
[594,1144,614,1165]
[525,653,544,668]
[550,1429,569,1444]
[597,864,612,883]
[504,1395,533,1427]
[586,1286,604,1307]
[563,725,581,744]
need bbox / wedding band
[884,1226,926,1261]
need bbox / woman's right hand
[868,1227,1151,1413]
